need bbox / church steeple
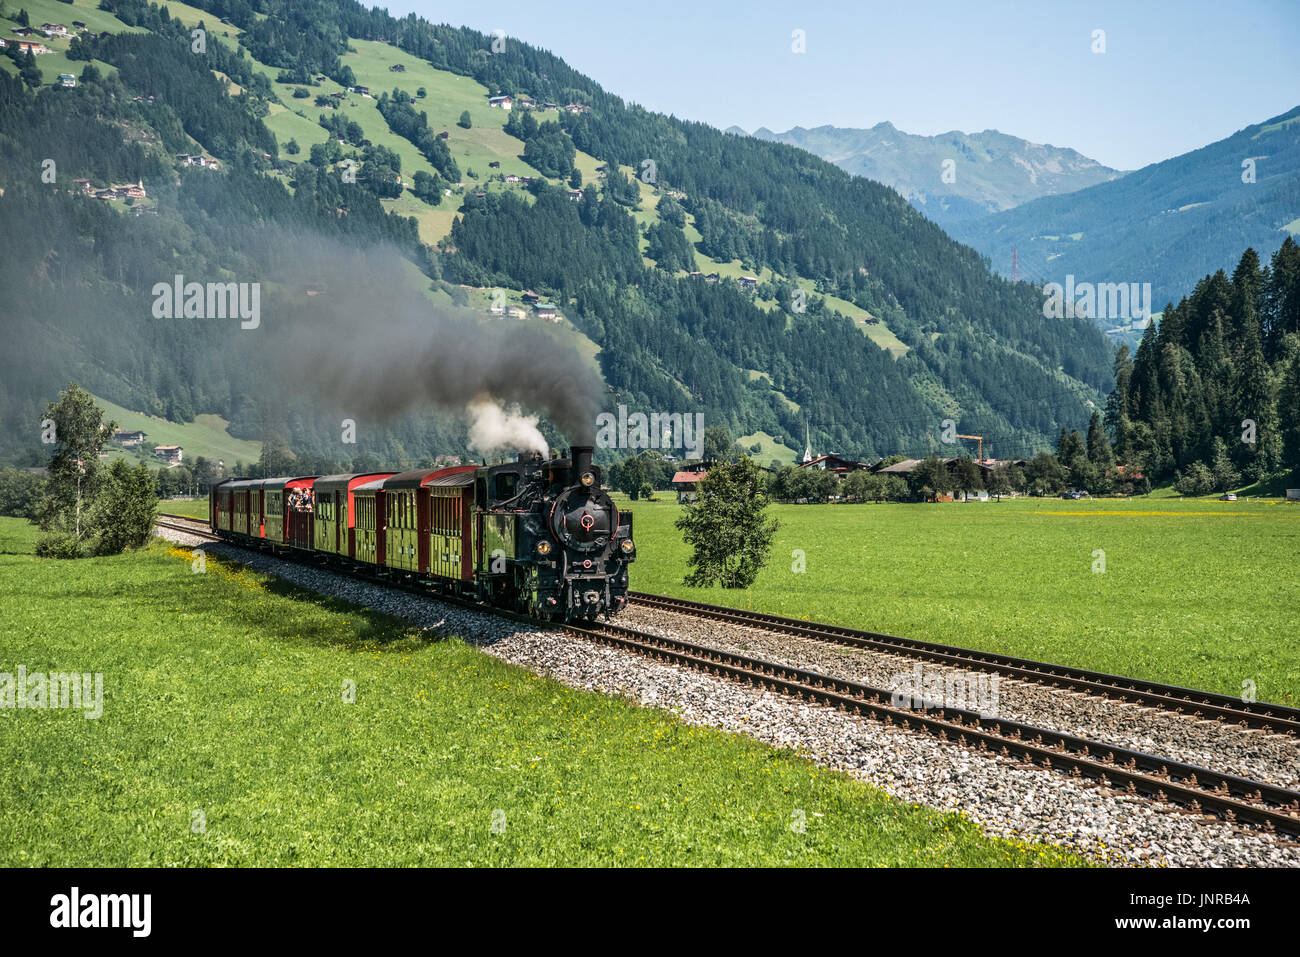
[802,424,812,464]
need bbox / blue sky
[392,0,1300,170]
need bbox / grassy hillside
[92,393,262,467]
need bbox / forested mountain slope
[952,106,1300,315]
[0,0,1116,469]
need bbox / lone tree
[33,384,157,558]
[457,110,472,129]
[675,457,778,589]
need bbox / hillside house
[72,22,88,32]
[504,174,520,183]
[488,95,512,109]
[564,103,590,114]
[113,429,147,449]
[737,276,759,289]
[57,74,76,88]
[534,302,558,320]
[41,23,70,37]
[515,95,537,109]
[6,38,49,54]
[671,468,707,503]
[567,188,584,200]
[9,26,34,37]
[71,178,93,194]
[353,85,369,95]
[153,445,183,464]
[521,290,540,303]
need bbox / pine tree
[1231,319,1278,480]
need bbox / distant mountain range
[733,122,1124,227]
[949,106,1300,315]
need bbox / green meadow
[161,490,1300,704]
[0,518,1084,867]
[618,494,1300,706]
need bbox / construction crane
[955,433,985,464]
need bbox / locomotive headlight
[536,541,552,556]
[580,471,595,487]
[620,539,635,554]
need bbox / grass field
[158,490,1300,704]
[619,495,1300,706]
[0,518,1083,867]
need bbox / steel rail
[629,591,1300,736]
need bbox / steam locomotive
[209,445,635,620]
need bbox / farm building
[671,468,708,503]
[153,445,183,464]
[113,429,147,449]
[798,454,869,475]
[488,95,512,109]
[4,38,49,54]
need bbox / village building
[797,454,869,475]
[113,429,147,449]
[57,73,76,88]
[671,468,708,503]
[153,445,183,464]
[488,94,512,109]
[5,38,50,54]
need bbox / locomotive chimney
[571,445,594,482]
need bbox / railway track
[153,514,1300,839]
[629,591,1300,738]
[565,617,1300,839]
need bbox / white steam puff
[466,398,548,456]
